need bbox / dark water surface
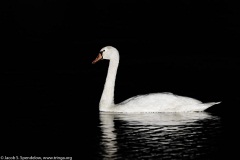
[0,101,227,160]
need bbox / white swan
[92,46,220,112]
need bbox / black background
[1,0,240,158]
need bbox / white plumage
[92,46,220,113]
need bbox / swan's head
[92,46,119,64]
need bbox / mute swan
[92,46,220,112]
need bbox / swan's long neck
[99,53,119,111]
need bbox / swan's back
[110,93,219,113]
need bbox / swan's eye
[100,50,105,54]
[99,50,105,58]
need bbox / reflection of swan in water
[92,46,220,113]
[99,112,219,159]
[100,112,216,126]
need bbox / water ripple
[97,112,222,160]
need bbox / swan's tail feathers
[206,101,221,106]
[200,101,221,111]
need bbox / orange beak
[92,53,103,64]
